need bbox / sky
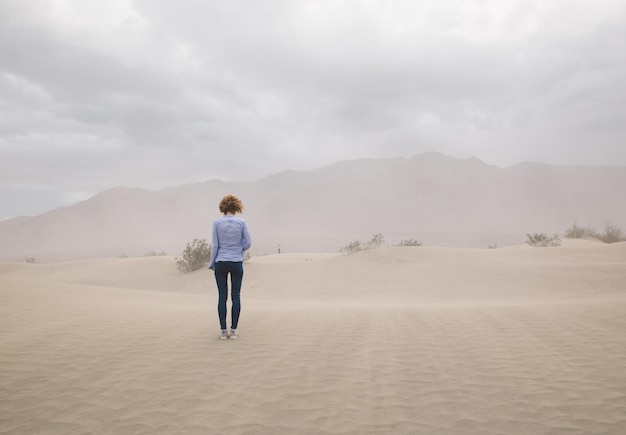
[1,0,625,218]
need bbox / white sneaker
[220,330,228,340]
[229,329,239,339]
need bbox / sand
[1,239,626,434]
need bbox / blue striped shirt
[208,214,252,268]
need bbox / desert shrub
[145,250,166,256]
[397,239,423,247]
[526,232,562,247]
[564,222,598,239]
[24,257,36,263]
[366,233,385,249]
[176,238,211,273]
[564,222,624,243]
[598,223,625,244]
[340,233,385,254]
[340,240,362,254]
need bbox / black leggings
[214,261,243,330]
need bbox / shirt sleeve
[242,221,252,251]
[208,220,219,269]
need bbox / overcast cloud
[1,0,625,217]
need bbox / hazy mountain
[2,152,625,258]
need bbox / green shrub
[176,238,211,273]
[526,232,561,247]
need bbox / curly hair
[219,194,244,214]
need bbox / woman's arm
[242,221,252,252]
[208,220,219,269]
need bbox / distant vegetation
[526,222,625,248]
[176,238,211,273]
[599,224,625,243]
[340,233,385,254]
[526,233,562,247]
[368,233,385,249]
[564,222,625,243]
[144,250,167,257]
[339,234,424,253]
[396,239,423,247]
[340,234,427,253]
[24,257,36,263]
[564,222,598,239]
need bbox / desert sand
[1,239,626,434]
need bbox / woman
[208,194,252,340]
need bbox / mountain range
[2,152,625,258]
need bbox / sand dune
[1,241,626,434]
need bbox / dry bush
[145,250,167,257]
[598,223,625,244]
[176,238,211,273]
[526,232,562,247]
[340,240,362,254]
[366,233,385,249]
[340,233,385,254]
[396,239,423,247]
[564,222,598,239]
[565,222,624,243]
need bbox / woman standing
[208,194,252,340]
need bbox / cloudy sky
[1,0,625,218]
